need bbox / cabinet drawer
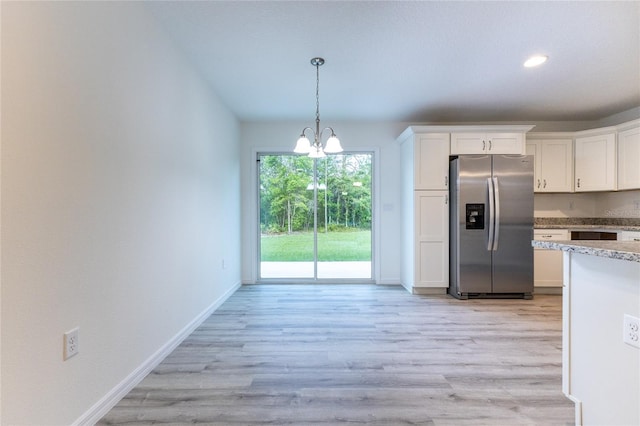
[534,230,570,241]
[619,231,640,242]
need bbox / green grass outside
[261,230,371,261]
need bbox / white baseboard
[74,281,241,426]
[565,394,582,425]
[411,287,448,295]
[376,279,401,286]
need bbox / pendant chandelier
[293,57,343,158]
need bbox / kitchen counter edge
[534,225,640,231]
[531,240,640,263]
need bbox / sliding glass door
[258,152,372,281]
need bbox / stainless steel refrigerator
[449,155,534,299]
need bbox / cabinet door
[617,126,640,190]
[533,230,569,288]
[533,250,564,287]
[539,140,573,192]
[414,133,450,190]
[526,142,542,191]
[619,231,640,242]
[450,133,485,154]
[451,132,525,154]
[414,191,449,287]
[486,133,525,154]
[574,133,616,192]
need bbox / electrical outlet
[64,327,79,360]
[623,315,640,348]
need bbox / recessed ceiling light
[524,55,548,68]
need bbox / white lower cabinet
[619,231,640,242]
[533,229,569,291]
[414,191,449,288]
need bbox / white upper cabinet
[617,124,640,190]
[574,132,617,192]
[526,137,573,192]
[450,132,525,155]
[414,133,450,190]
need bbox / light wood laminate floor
[98,285,574,425]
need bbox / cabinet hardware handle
[577,178,581,188]
[482,140,486,151]
[488,140,492,151]
[537,179,541,188]
[543,179,547,188]
[445,195,448,205]
[444,176,448,186]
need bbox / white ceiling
[146,1,640,123]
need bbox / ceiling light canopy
[524,55,548,68]
[293,57,343,158]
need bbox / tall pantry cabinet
[399,131,450,293]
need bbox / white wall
[1,2,240,424]
[240,121,407,285]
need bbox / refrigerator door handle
[493,177,500,251]
[487,177,495,251]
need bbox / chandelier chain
[315,61,320,127]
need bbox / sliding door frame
[256,150,376,283]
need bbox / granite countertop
[534,218,640,232]
[534,224,640,231]
[531,240,640,263]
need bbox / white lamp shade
[308,146,326,158]
[294,136,311,153]
[324,135,343,153]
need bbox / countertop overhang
[531,240,640,263]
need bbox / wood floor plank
[98,285,574,425]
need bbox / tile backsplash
[535,190,640,219]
